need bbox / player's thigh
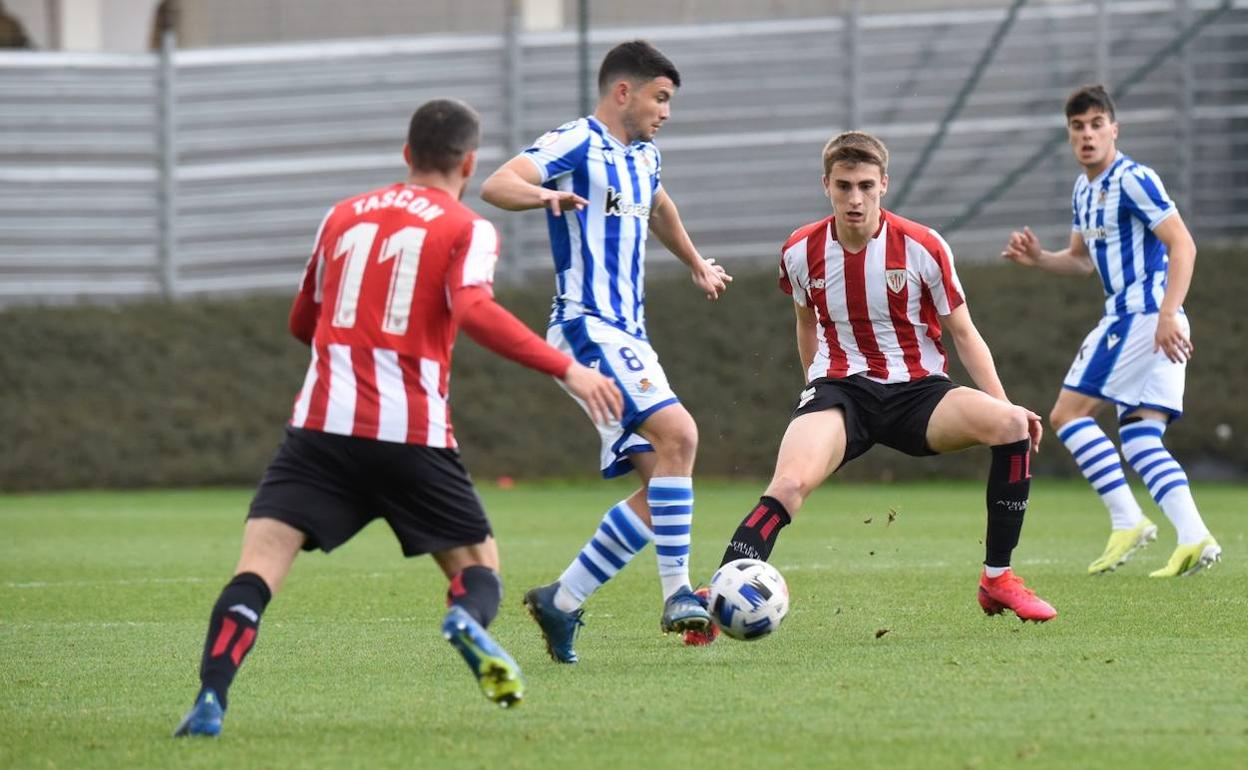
[432,536,499,579]
[766,409,849,510]
[926,387,1029,453]
[235,517,307,594]
[634,401,697,455]
[1050,387,1107,428]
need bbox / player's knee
[764,475,809,518]
[652,422,698,466]
[994,407,1030,445]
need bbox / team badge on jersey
[886,269,907,294]
[534,130,561,148]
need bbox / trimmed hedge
[2,251,1243,491]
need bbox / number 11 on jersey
[331,223,428,335]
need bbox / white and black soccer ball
[707,559,789,641]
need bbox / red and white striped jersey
[287,183,498,447]
[779,209,965,385]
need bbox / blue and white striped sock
[1058,417,1144,530]
[649,476,693,600]
[554,501,652,612]
[1120,419,1209,545]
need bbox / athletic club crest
[885,269,907,293]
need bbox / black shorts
[248,427,492,557]
[791,374,960,466]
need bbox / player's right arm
[1001,227,1094,276]
[794,302,818,379]
[480,156,588,216]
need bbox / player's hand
[1023,407,1044,453]
[538,189,588,217]
[1154,311,1193,363]
[562,362,623,425]
[691,257,732,300]
[1001,226,1042,267]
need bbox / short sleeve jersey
[521,116,662,340]
[288,184,498,447]
[779,209,965,384]
[1071,152,1178,316]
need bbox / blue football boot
[522,582,584,664]
[172,688,224,738]
[660,585,712,634]
[442,605,524,708]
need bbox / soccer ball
[706,559,789,641]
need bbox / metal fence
[1,0,1245,304]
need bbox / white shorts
[547,315,681,478]
[1062,311,1188,419]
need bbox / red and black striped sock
[985,438,1032,568]
[198,572,271,710]
[720,496,792,567]
[446,565,502,629]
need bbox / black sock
[721,496,792,567]
[446,565,502,628]
[985,438,1031,568]
[198,572,271,710]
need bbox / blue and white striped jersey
[1071,152,1177,316]
[522,116,662,339]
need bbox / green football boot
[1088,518,1157,574]
[1149,537,1222,577]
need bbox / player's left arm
[1151,212,1196,363]
[648,187,732,300]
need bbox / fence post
[156,9,179,299]
[1096,0,1110,87]
[578,0,591,117]
[1177,0,1194,208]
[503,0,524,280]
[844,0,860,130]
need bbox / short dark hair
[1065,84,1116,122]
[597,40,681,94]
[822,131,889,177]
[406,99,480,174]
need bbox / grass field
[1,480,1245,770]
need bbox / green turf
[1,480,1245,770]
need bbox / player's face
[1067,108,1118,173]
[823,161,888,236]
[622,76,675,143]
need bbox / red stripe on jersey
[303,343,332,431]
[805,224,849,378]
[398,354,429,445]
[210,617,236,658]
[918,283,948,372]
[842,248,889,379]
[350,346,380,438]
[884,224,928,380]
